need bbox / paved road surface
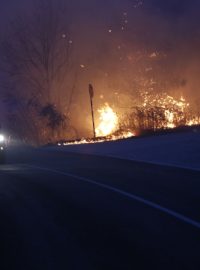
[0,146,200,269]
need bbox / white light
[0,135,5,142]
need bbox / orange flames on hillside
[58,93,200,146]
[59,103,135,146]
[96,103,118,137]
[58,130,135,146]
[134,92,200,130]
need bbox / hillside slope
[52,130,200,170]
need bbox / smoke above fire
[66,0,200,137]
[1,0,200,140]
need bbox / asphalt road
[0,145,200,270]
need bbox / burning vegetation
[1,0,200,145]
[125,91,200,132]
[59,91,200,146]
[59,103,135,146]
[96,103,118,137]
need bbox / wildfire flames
[96,103,118,137]
[145,93,190,129]
[58,92,200,147]
[59,103,135,146]
[130,92,200,131]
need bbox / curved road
[0,146,200,269]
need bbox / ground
[53,129,200,171]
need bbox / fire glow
[59,103,135,146]
[59,93,200,147]
[59,130,135,146]
[130,92,200,130]
[96,103,118,137]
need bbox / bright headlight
[0,134,5,142]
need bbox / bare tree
[1,0,75,144]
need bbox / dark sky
[0,0,199,20]
[1,0,199,47]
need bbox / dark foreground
[0,146,200,270]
